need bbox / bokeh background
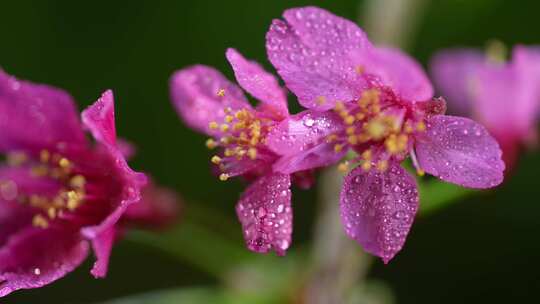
[1,0,540,303]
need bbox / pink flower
[265,7,505,263]
[431,45,540,167]
[0,70,179,297]
[170,48,318,256]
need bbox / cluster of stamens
[329,89,427,173]
[205,90,269,181]
[1,150,86,228]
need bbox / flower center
[206,107,271,181]
[330,89,427,172]
[2,150,86,228]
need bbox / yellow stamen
[219,173,229,181]
[209,121,219,130]
[217,89,225,97]
[211,156,222,164]
[206,138,217,149]
[247,148,257,160]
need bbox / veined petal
[236,173,292,256]
[0,227,88,297]
[267,110,343,156]
[0,70,86,152]
[226,48,288,118]
[415,115,504,188]
[81,90,117,147]
[273,142,346,174]
[170,65,251,135]
[430,49,485,115]
[266,6,372,111]
[340,163,419,263]
[358,47,433,102]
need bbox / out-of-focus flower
[430,45,540,167]
[265,6,505,263]
[171,48,320,256]
[0,70,179,297]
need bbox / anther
[211,156,222,164]
[217,89,225,97]
[206,138,218,149]
[209,121,219,130]
[219,173,230,181]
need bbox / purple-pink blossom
[170,48,315,255]
[431,45,540,168]
[265,7,505,262]
[0,70,179,297]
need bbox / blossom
[265,6,505,262]
[0,70,179,297]
[430,45,540,167]
[171,48,320,256]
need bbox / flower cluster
[171,6,505,263]
[0,71,179,297]
[431,44,540,168]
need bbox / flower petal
[430,49,485,114]
[267,110,344,156]
[89,227,116,278]
[236,173,292,256]
[170,65,251,135]
[273,142,346,174]
[81,90,117,147]
[415,115,504,188]
[226,48,288,118]
[340,163,419,263]
[0,227,88,297]
[0,69,86,152]
[358,47,433,102]
[266,6,372,110]
[80,93,147,243]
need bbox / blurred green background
[1,0,540,303]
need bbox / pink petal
[0,227,88,297]
[267,110,343,156]
[358,47,433,102]
[0,69,86,152]
[415,115,505,188]
[89,227,116,278]
[170,65,251,135]
[273,142,346,174]
[81,90,117,147]
[122,181,180,229]
[430,49,485,114]
[226,48,288,118]
[266,6,372,111]
[80,91,147,239]
[340,163,419,263]
[267,110,345,173]
[236,173,292,256]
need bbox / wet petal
[415,115,504,188]
[226,48,288,118]
[340,163,419,263]
[266,6,372,110]
[170,65,251,135]
[81,92,147,239]
[430,49,485,114]
[273,142,346,174]
[0,227,88,297]
[236,173,292,255]
[267,110,343,156]
[81,90,117,147]
[0,69,86,152]
[359,47,433,102]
